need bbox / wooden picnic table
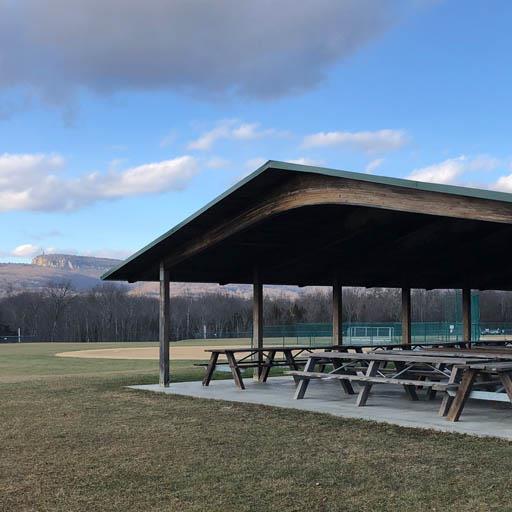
[198,340,511,390]
[199,341,459,389]
[290,351,495,415]
[419,347,512,419]
[201,346,338,389]
[447,361,512,421]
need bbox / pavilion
[102,160,512,387]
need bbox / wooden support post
[402,287,412,346]
[332,280,343,347]
[253,275,263,380]
[159,262,170,387]
[462,288,472,347]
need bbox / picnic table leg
[439,366,463,416]
[226,351,245,390]
[294,357,317,399]
[332,359,355,395]
[284,349,300,384]
[283,348,298,370]
[447,368,478,422]
[356,360,380,407]
[394,362,419,401]
[259,349,276,383]
[427,363,445,400]
[499,372,512,400]
[202,352,220,386]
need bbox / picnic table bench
[289,351,493,414]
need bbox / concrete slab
[129,377,512,440]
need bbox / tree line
[1,282,512,342]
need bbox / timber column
[401,287,412,345]
[253,273,263,380]
[159,262,170,387]
[462,288,472,347]
[332,280,343,347]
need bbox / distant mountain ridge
[32,254,121,278]
[0,253,316,298]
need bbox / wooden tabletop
[422,348,512,360]
[204,341,479,355]
[464,361,512,371]
[204,345,333,354]
[308,351,494,365]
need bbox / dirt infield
[55,345,245,361]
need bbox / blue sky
[1,1,512,262]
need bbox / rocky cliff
[31,254,122,278]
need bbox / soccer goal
[346,325,394,345]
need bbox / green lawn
[1,343,512,511]
[0,342,159,383]
[0,340,249,383]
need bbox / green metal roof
[101,160,512,282]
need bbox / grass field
[1,343,512,511]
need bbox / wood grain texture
[163,174,512,270]
[252,276,263,380]
[159,262,170,387]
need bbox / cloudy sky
[1,0,512,262]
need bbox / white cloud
[0,153,65,186]
[408,155,502,186]
[365,158,384,174]
[408,156,466,185]
[302,129,408,153]
[99,157,197,197]
[188,122,232,151]
[231,123,277,140]
[12,244,41,258]
[0,153,198,212]
[0,1,415,105]
[493,175,512,192]
[287,158,324,166]
[188,120,282,151]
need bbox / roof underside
[103,161,512,291]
